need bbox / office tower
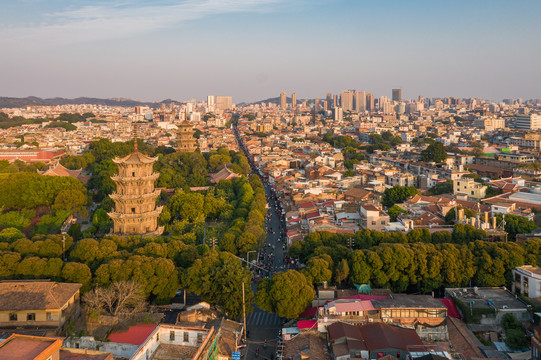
[334,107,343,122]
[207,95,215,107]
[333,95,338,108]
[392,88,402,102]
[314,98,320,113]
[341,90,354,112]
[326,93,333,110]
[516,114,541,130]
[366,93,374,112]
[215,96,233,111]
[323,101,328,112]
[355,91,366,112]
[280,92,287,110]
[291,92,297,108]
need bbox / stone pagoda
[107,126,163,236]
[176,120,198,152]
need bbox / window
[156,333,159,341]
[132,172,136,177]
[184,332,189,342]
[197,333,203,343]
[471,191,474,195]
[381,220,386,225]
[27,313,36,321]
[132,208,136,213]
[9,313,17,321]
[46,312,52,320]
[372,221,376,225]
[170,331,175,341]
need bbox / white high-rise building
[355,91,366,112]
[280,92,287,110]
[516,114,541,130]
[334,107,343,122]
[215,96,233,111]
[341,90,354,111]
[207,95,215,107]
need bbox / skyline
[1,0,540,102]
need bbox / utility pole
[62,235,66,262]
[242,282,247,342]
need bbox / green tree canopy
[387,205,408,222]
[302,257,332,285]
[382,186,420,207]
[421,142,447,163]
[256,270,314,319]
[182,251,254,319]
[428,180,453,195]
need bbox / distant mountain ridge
[238,96,310,106]
[0,96,183,109]
[0,95,310,109]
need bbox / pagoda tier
[108,206,164,220]
[176,120,198,152]
[107,147,163,237]
[111,173,159,183]
[109,189,161,202]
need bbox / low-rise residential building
[0,280,81,329]
[453,177,486,199]
[532,326,541,360]
[445,287,530,324]
[0,334,113,360]
[327,321,425,360]
[65,323,220,360]
[359,204,389,231]
[513,265,541,298]
[317,294,448,341]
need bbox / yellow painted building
[0,280,81,329]
[453,177,487,199]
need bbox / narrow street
[233,124,289,360]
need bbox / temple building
[177,120,198,152]
[107,132,163,236]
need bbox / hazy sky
[1,0,540,103]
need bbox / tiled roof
[0,280,81,311]
[107,324,157,345]
[359,322,423,350]
[113,150,157,165]
[332,300,375,313]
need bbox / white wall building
[513,265,541,298]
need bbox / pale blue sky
[1,0,539,102]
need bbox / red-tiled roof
[107,324,157,345]
[298,306,322,318]
[360,322,423,350]
[298,201,317,209]
[343,294,388,301]
[440,298,461,319]
[305,211,321,219]
[297,320,318,330]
